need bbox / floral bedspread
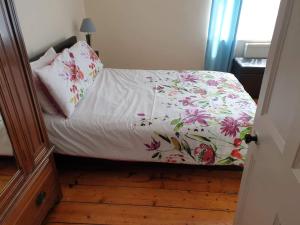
[46,69,256,167]
[134,70,256,166]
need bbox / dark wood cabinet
[231,57,266,99]
[0,0,61,224]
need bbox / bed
[0,114,13,156]
[32,37,257,166]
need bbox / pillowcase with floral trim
[69,41,103,81]
[36,48,92,118]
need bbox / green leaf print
[189,134,211,142]
[155,132,171,144]
[218,157,237,165]
[181,139,195,160]
[240,127,251,140]
[171,118,181,125]
[200,102,209,108]
[172,79,180,86]
[171,137,182,151]
[152,152,160,158]
[174,122,184,132]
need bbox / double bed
[33,37,257,166]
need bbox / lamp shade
[80,18,96,33]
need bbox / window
[237,0,281,41]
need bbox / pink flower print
[228,83,242,91]
[217,87,226,94]
[238,112,252,126]
[234,138,242,147]
[194,146,202,155]
[201,149,215,165]
[153,85,164,92]
[137,113,145,117]
[144,138,161,151]
[231,149,242,160]
[70,65,84,82]
[70,84,78,93]
[219,77,227,83]
[166,154,185,163]
[194,143,215,165]
[180,74,199,83]
[220,117,240,137]
[69,52,75,59]
[89,49,99,61]
[168,90,179,96]
[48,56,57,65]
[206,80,219,86]
[227,94,238,99]
[64,59,85,82]
[89,63,96,70]
[239,112,252,122]
[183,109,211,126]
[166,156,177,163]
[179,97,194,106]
[193,88,207,96]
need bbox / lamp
[80,18,96,46]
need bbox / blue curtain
[204,0,243,72]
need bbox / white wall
[84,0,211,70]
[14,0,86,57]
[14,0,211,68]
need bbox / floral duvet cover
[46,69,256,166]
[135,70,256,166]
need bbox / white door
[234,0,300,224]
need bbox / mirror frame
[0,0,51,218]
[0,55,26,218]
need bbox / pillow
[36,49,93,117]
[30,47,59,115]
[30,47,56,69]
[69,41,103,80]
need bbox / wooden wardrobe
[0,0,61,224]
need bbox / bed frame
[28,36,243,170]
[29,36,78,62]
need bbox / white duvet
[45,69,256,166]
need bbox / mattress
[45,69,257,166]
[0,114,14,156]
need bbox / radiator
[244,42,270,58]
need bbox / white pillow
[30,47,58,115]
[36,49,93,118]
[69,41,103,79]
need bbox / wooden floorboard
[61,184,238,211]
[46,158,242,225]
[47,202,235,225]
[47,223,96,225]
[59,166,241,194]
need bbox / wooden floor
[45,156,243,225]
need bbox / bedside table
[231,57,266,99]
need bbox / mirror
[0,108,18,192]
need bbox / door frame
[234,0,295,224]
